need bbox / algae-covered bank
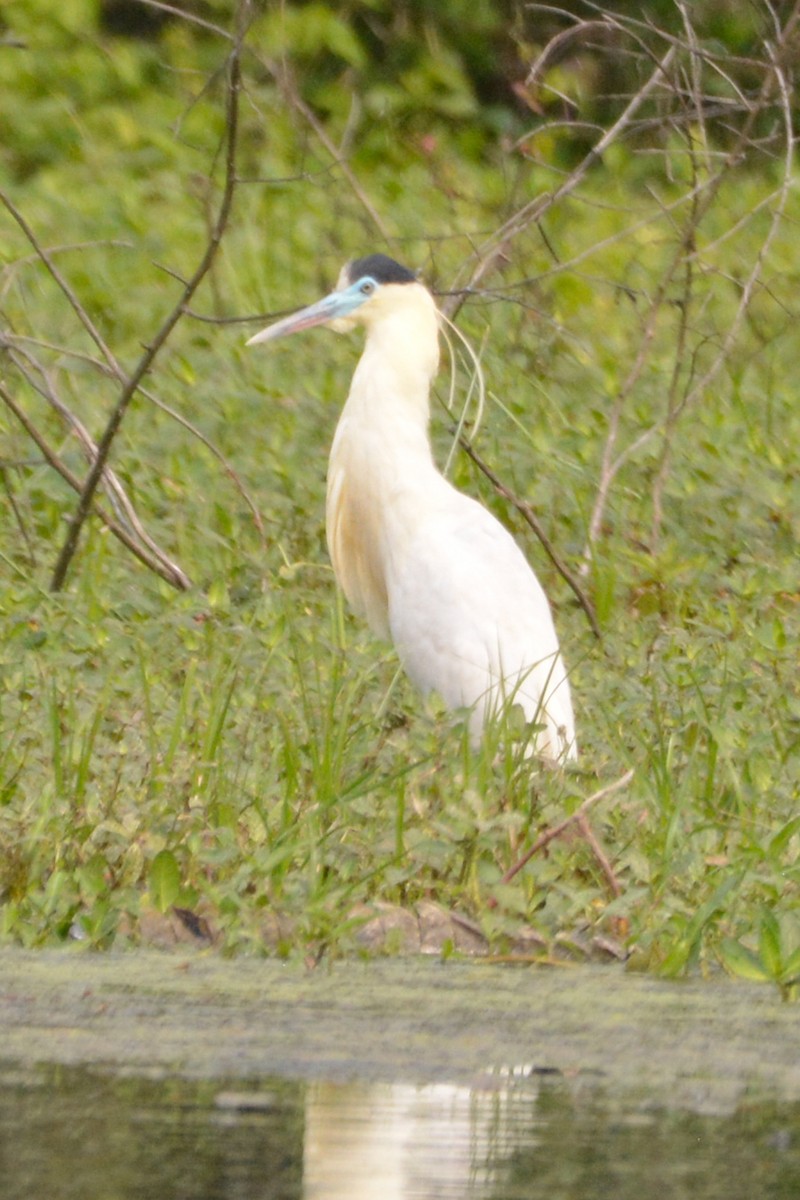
[1,949,798,1105]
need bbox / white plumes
[437,309,486,477]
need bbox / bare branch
[0,193,122,376]
[4,329,265,549]
[0,461,36,567]
[580,2,800,560]
[139,385,268,548]
[7,345,193,588]
[49,2,247,592]
[577,811,622,898]
[0,381,190,588]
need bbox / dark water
[1,1063,799,1199]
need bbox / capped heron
[248,254,576,761]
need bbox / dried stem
[576,811,622,898]
[0,195,121,377]
[132,0,233,39]
[5,329,266,552]
[499,767,634,888]
[0,461,36,567]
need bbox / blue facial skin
[247,276,379,345]
[334,275,379,315]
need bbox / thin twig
[130,0,233,39]
[525,19,613,89]
[498,767,634,888]
[0,194,121,376]
[139,385,267,545]
[444,44,677,317]
[259,55,391,242]
[5,330,266,547]
[648,79,700,551]
[583,3,800,560]
[0,462,36,567]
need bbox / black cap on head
[346,254,417,286]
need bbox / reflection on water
[1,1063,799,1199]
[304,1079,528,1199]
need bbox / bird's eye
[360,280,375,295]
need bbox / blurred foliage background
[2,0,784,179]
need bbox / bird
[247,253,576,761]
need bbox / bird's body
[248,255,576,761]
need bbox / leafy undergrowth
[0,3,798,990]
[1,510,797,980]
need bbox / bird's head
[246,254,424,345]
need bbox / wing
[387,493,576,759]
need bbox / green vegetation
[0,1,797,986]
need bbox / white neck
[326,285,446,636]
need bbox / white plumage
[248,254,576,761]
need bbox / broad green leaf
[719,939,770,983]
[149,851,181,914]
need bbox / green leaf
[260,5,366,68]
[780,944,800,982]
[674,873,744,968]
[719,939,770,983]
[768,816,800,856]
[149,850,181,914]
[758,908,784,978]
[76,855,109,901]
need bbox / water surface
[2,1064,799,1199]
